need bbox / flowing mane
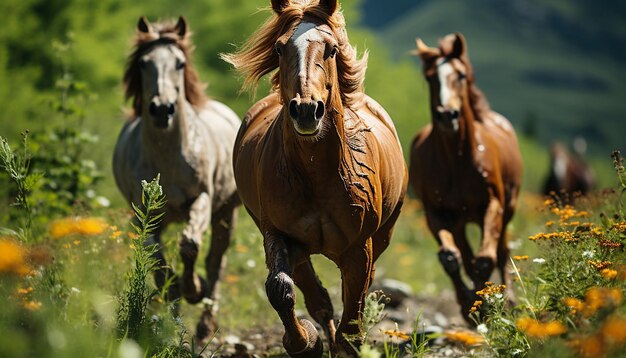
[123,20,207,118]
[221,0,367,108]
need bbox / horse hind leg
[265,232,322,357]
[179,192,211,304]
[196,199,238,345]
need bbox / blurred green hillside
[362,0,626,155]
[0,0,619,209]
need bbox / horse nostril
[450,109,459,119]
[166,103,175,116]
[315,101,325,120]
[149,102,157,116]
[289,99,299,119]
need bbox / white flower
[582,250,595,259]
[533,258,546,264]
[477,324,489,334]
[511,348,523,355]
[495,293,504,300]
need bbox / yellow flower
[513,255,529,261]
[583,287,622,317]
[225,274,240,283]
[563,297,584,314]
[444,330,484,346]
[601,315,626,346]
[16,287,33,296]
[0,238,31,276]
[22,300,42,311]
[476,282,506,297]
[570,335,605,358]
[234,244,249,253]
[109,230,123,240]
[611,222,626,233]
[49,217,108,239]
[383,329,410,340]
[469,300,483,313]
[516,317,567,338]
[601,268,618,280]
[545,220,555,227]
[588,260,612,270]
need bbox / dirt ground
[206,282,485,357]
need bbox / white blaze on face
[436,58,454,107]
[292,22,323,77]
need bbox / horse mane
[123,20,208,118]
[221,0,367,109]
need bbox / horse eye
[329,46,338,58]
[176,61,186,70]
[275,44,283,56]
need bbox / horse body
[410,33,522,321]
[543,141,595,200]
[223,1,407,355]
[113,17,240,343]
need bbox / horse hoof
[284,319,323,358]
[181,274,208,304]
[195,310,219,348]
[438,250,461,274]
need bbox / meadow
[1,0,625,357]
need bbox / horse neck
[432,94,477,161]
[281,111,344,176]
[141,97,193,156]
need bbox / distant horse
[221,0,407,355]
[543,141,595,200]
[409,33,522,321]
[113,16,240,342]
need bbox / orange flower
[583,287,622,317]
[469,300,483,313]
[601,315,626,346]
[0,238,31,276]
[570,335,605,358]
[601,268,618,280]
[513,255,529,261]
[49,217,108,239]
[21,300,42,311]
[563,297,584,314]
[476,282,506,297]
[383,329,410,340]
[444,330,484,346]
[588,260,612,270]
[16,287,33,296]
[516,317,567,338]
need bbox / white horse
[113,16,240,343]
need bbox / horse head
[414,33,472,132]
[124,17,207,130]
[272,0,341,138]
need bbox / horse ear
[450,32,467,59]
[412,38,440,60]
[319,0,338,15]
[175,16,188,37]
[137,16,152,34]
[271,0,290,14]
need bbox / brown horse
[113,17,240,343]
[221,0,407,355]
[543,141,596,201]
[409,33,522,321]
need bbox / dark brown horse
[113,17,240,343]
[543,141,596,200]
[221,0,407,355]
[409,33,522,321]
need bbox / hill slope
[360,0,626,154]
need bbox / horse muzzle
[288,98,325,136]
[149,101,176,129]
[434,106,460,131]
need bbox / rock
[372,278,413,308]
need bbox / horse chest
[425,165,489,212]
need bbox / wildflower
[612,222,626,233]
[444,330,485,346]
[598,239,622,249]
[476,283,506,298]
[469,300,483,313]
[383,329,410,340]
[477,324,489,334]
[601,268,618,279]
[601,315,626,346]
[543,198,555,207]
[0,238,31,276]
[513,255,529,261]
[545,220,554,227]
[533,258,546,264]
[563,297,584,314]
[581,250,595,259]
[588,260,612,270]
[22,300,42,311]
[234,244,249,253]
[109,230,123,240]
[224,274,240,283]
[49,217,108,239]
[570,335,605,358]
[73,240,81,246]
[583,287,623,317]
[516,317,567,338]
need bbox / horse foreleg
[292,257,336,345]
[264,232,323,357]
[436,228,475,317]
[474,196,503,291]
[335,238,374,357]
[180,192,211,304]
